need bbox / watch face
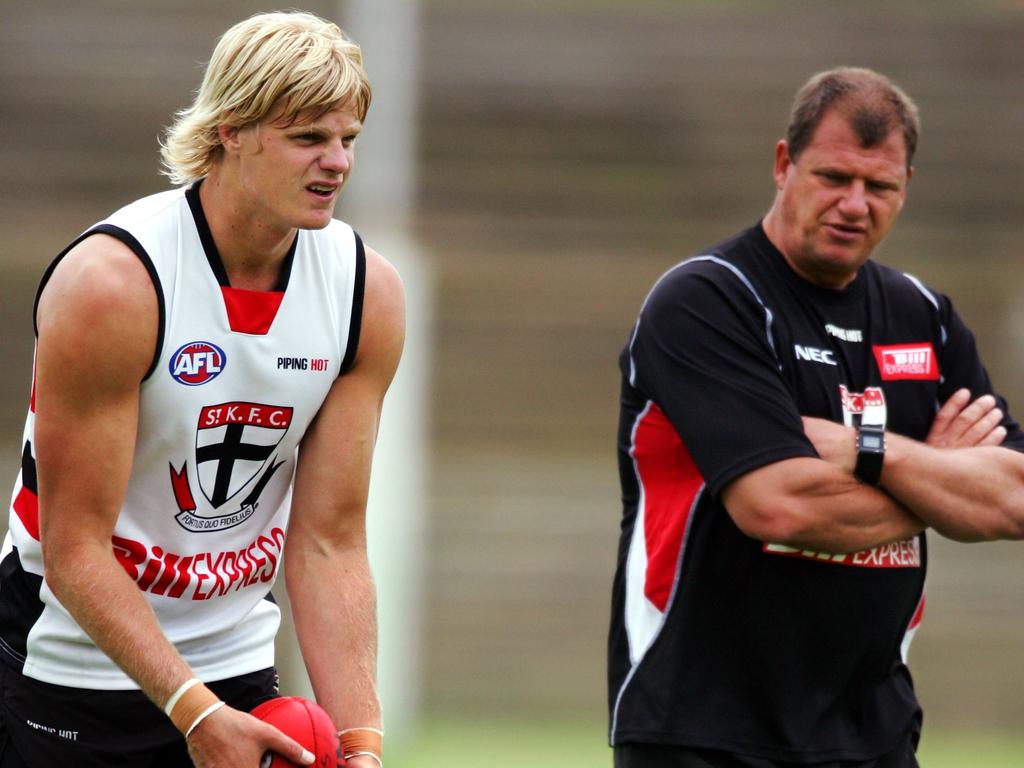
[861,433,884,451]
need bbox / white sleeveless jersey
[2,183,365,688]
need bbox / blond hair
[160,11,372,185]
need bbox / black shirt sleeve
[934,291,1024,452]
[626,258,817,496]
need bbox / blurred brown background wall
[2,0,1023,732]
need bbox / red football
[252,696,340,768]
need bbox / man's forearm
[45,539,194,708]
[779,471,925,553]
[287,542,382,731]
[804,412,1024,543]
[882,436,1024,542]
[723,457,926,555]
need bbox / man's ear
[772,139,792,191]
[217,124,243,155]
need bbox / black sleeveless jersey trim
[185,180,298,293]
[339,232,366,376]
[33,224,167,382]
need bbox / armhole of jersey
[338,231,366,377]
[33,224,167,382]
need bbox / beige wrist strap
[166,679,222,736]
[338,726,383,766]
[163,678,201,717]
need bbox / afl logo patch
[169,341,226,386]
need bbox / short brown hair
[786,67,919,169]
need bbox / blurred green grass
[918,730,1024,768]
[389,714,1024,767]
[389,715,608,767]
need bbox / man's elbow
[981,456,1024,541]
[726,497,809,546]
[40,529,103,600]
[932,495,1024,543]
[41,546,79,604]
[994,494,1024,541]
[721,458,835,547]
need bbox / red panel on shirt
[907,594,926,630]
[632,403,704,612]
[13,486,40,541]
[221,287,284,335]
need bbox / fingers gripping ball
[252,696,341,767]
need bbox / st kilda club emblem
[169,401,293,532]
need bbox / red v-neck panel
[221,286,285,335]
[185,181,296,335]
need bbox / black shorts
[613,733,919,768]
[0,663,279,767]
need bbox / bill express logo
[169,341,226,386]
[764,538,921,568]
[873,343,939,381]
[112,527,285,600]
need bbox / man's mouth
[307,183,337,199]
[824,222,865,238]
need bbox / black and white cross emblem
[195,402,294,508]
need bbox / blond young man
[0,12,401,768]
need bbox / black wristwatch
[854,423,885,485]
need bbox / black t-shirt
[608,223,1024,763]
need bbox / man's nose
[321,140,352,174]
[837,180,868,218]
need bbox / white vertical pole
[339,0,421,228]
[276,0,428,745]
[340,0,428,741]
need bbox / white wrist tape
[185,700,227,739]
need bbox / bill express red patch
[873,343,939,381]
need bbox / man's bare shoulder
[44,234,155,305]
[37,233,160,385]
